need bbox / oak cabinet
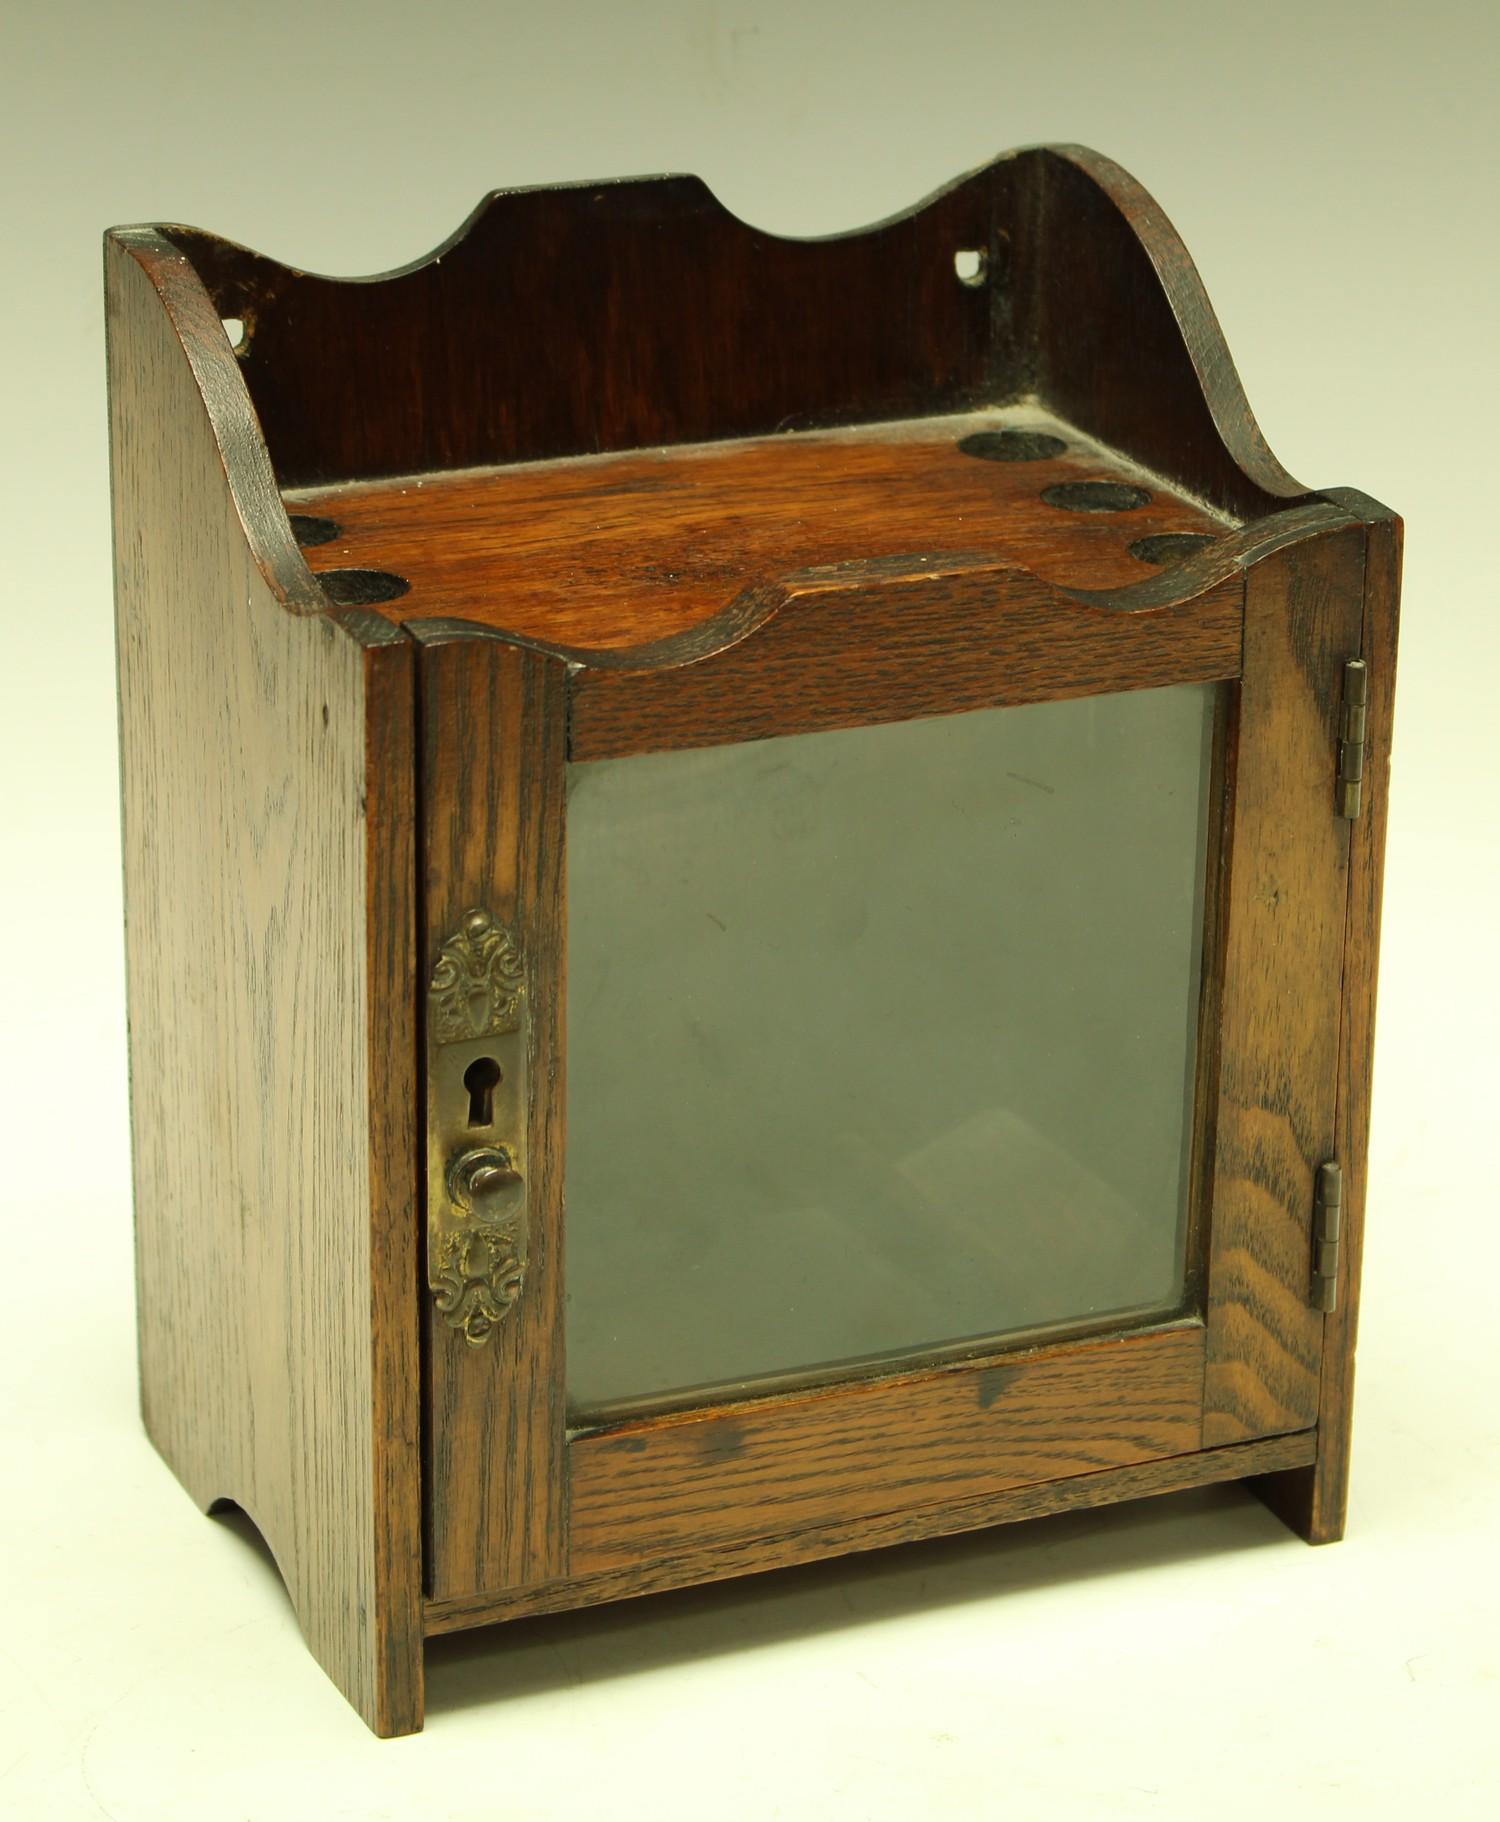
[108,146,1398,1735]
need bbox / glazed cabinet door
[414,518,1362,1603]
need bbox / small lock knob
[448,1145,524,1217]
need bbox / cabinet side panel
[108,240,422,1733]
[418,636,568,1598]
[1202,522,1366,1442]
[1028,148,1304,520]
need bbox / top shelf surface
[284,406,1238,655]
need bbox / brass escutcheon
[426,910,529,1346]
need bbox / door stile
[413,627,570,1600]
[1201,518,1367,1444]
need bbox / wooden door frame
[415,503,1365,1608]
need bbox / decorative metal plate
[426,909,529,1346]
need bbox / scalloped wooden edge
[404,500,1358,674]
[106,148,1333,670]
[1042,145,1308,505]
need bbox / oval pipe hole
[1041,481,1152,513]
[318,568,411,606]
[288,514,341,548]
[959,429,1067,462]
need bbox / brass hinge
[1312,1160,1343,1313]
[1336,658,1368,819]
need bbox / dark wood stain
[167,165,1005,488]
[161,147,1309,530]
[976,1366,1023,1409]
[1027,149,1311,519]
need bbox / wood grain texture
[108,149,1398,1714]
[417,633,569,1598]
[353,613,424,1719]
[1027,147,1310,518]
[569,567,1244,759]
[284,405,1233,648]
[157,148,1301,532]
[426,1429,1316,1634]
[167,163,1008,488]
[1253,492,1401,1540]
[568,1326,1204,1573]
[107,233,423,1734]
[1201,519,1368,1444]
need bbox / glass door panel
[564,682,1217,1412]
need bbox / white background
[2,2,1496,1816]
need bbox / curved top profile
[107,145,1335,663]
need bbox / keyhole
[463,1056,502,1127]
